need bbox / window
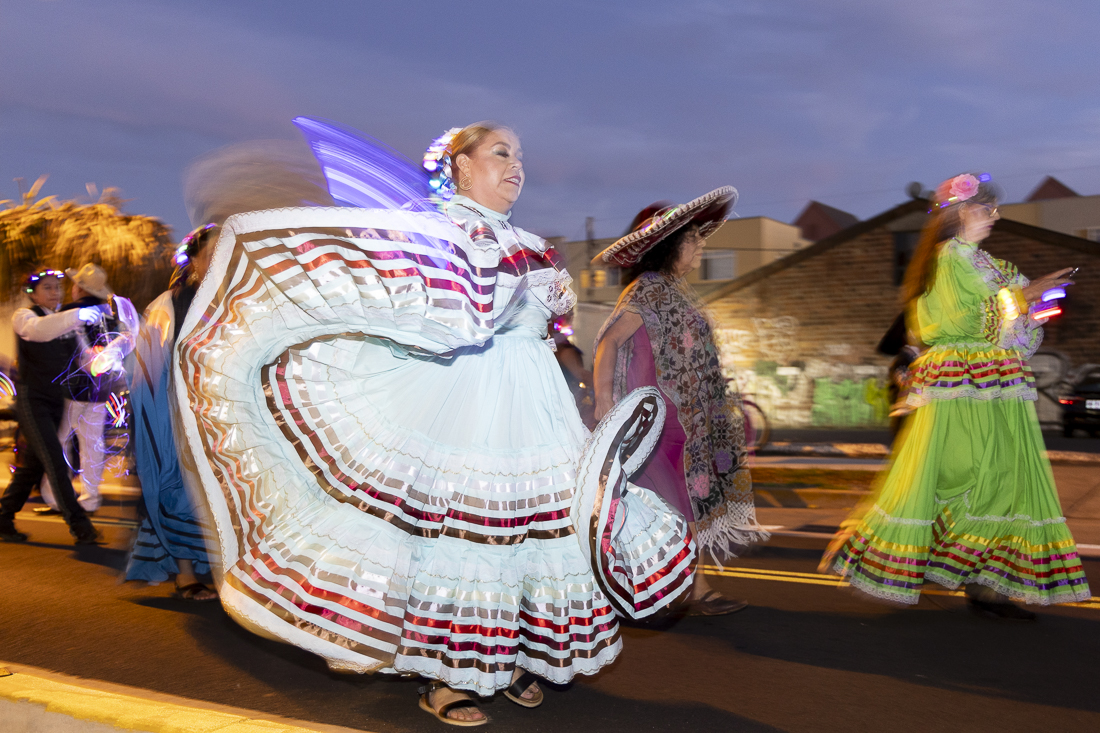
[699,251,736,281]
[893,231,920,286]
[580,269,620,288]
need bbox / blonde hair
[449,121,515,178]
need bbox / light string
[423,128,462,203]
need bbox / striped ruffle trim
[906,343,1036,407]
[833,506,1091,606]
[574,388,696,620]
[263,339,580,547]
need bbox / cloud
[2,0,1099,240]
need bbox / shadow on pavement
[175,603,785,733]
[662,585,1100,715]
[130,594,223,616]
[70,544,129,571]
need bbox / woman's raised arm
[593,311,643,422]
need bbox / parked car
[1060,367,1100,438]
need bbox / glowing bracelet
[1033,305,1062,321]
[1041,287,1066,302]
[997,288,1020,321]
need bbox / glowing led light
[979,173,992,182]
[1033,306,1062,321]
[1041,287,1066,302]
[421,127,462,203]
[294,117,439,213]
[89,348,121,377]
[0,372,15,399]
[106,392,127,428]
[997,288,1020,321]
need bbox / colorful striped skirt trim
[834,504,1090,605]
[907,342,1036,407]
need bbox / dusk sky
[4,0,1100,242]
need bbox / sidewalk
[0,663,368,733]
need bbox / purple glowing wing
[293,116,435,212]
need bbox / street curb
[759,442,889,459]
[0,663,372,733]
[760,442,1100,466]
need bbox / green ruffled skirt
[834,397,1090,605]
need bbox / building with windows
[701,198,1100,428]
[557,215,812,359]
[556,178,1099,380]
[560,214,811,307]
[999,176,1100,242]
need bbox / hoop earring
[459,174,472,191]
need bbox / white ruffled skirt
[173,208,694,696]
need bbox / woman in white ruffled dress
[173,120,696,726]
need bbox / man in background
[0,268,104,543]
[39,264,120,514]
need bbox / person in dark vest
[39,263,122,514]
[0,268,106,543]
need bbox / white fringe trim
[697,506,770,568]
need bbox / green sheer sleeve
[912,243,989,345]
[911,240,1040,357]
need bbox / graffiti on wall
[752,317,798,363]
[714,320,891,428]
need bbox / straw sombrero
[592,186,737,267]
[65,263,113,300]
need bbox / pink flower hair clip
[933,172,991,210]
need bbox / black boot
[71,519,104,545]
[0,515,28,543]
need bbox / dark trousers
[0,393,89,530]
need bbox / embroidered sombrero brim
[592,186,737,267]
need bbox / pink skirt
[624,325,695,521]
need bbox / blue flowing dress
[125,287,214,582]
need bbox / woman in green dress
[824,173,1089,618]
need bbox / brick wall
[705,216,1100,428]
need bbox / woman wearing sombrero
[593,188,769,616]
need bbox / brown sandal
[418,682,488,727]
[503,670,543,708]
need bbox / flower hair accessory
[174,223,218,267]
[23,268,65,293]
[933,172,991,210]
[423,128,462,202]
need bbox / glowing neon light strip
[1042,287,1066,302]
[1033,306,1062,321]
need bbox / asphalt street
[2,512,1099,733]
